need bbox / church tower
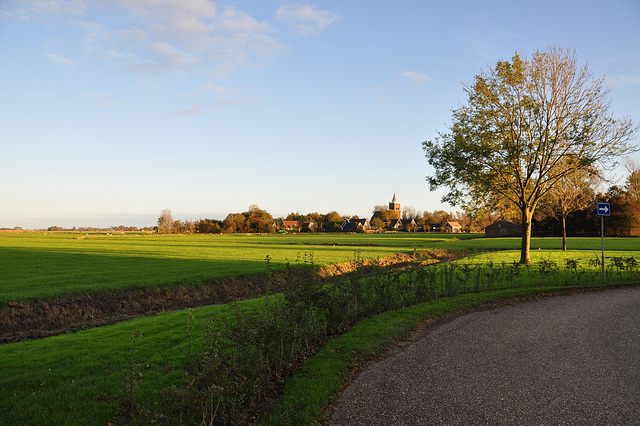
[389,193,401,219]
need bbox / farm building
[281,220,302,232]
[280,219,317,232]
[442,221,462,233]
[485,220,522,237]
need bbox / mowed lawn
[0,232,638,425]
[1,231,638,304]
[0,232,430,303]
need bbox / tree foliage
[157,209,174,234]
[423,46,637,263]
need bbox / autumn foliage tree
[423,46,637,263]
[157,209,174,234]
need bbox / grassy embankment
[0,232,638,424]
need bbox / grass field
[0,232,459,303]
[2,231,636,303]
[0,231,638,424]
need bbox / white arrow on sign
[597,203,610,216]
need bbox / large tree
[157,208,174,234]
[423,46,637,263]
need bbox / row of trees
[157,206,345,235]
[467,163,640,239]
[156,206,470,235]
[157,160,640,237]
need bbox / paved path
[329,287,640,425]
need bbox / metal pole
[601,215,605,282]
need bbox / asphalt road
[328,287,640,425]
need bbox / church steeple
[389,192,401,219]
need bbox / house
[301,220,318,233]
[442,221,462,233]
[387,218,417,231]
[485,220,521,237]
[281,220,302,232]
[342,218,371,232]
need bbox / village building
[368,193,417,231]
[302,220,318,233]
[442,220,463,233]
[388,193,401,219]
[484,220,521,237]
[388,218,418,231]
[341,218,371,232]
[281,220,302,232]
[278,219,318,232]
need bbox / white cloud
[11,0,287,75]
[206,82,227,94]
[171,96,261,116]
[172,102,204,116]
[46,53,75,65]
[78,91,118,107]
[104,2,284,74]
[605,74,640,87]
[32,0,86,15]
[399,71,431,84]
[276,5,338,35]
[7,0,87,17]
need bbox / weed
[103,330,148,425]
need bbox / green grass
[1,231,638,424]
[262,283,639,425]
[0,296,271,425]
[2,231,636,303]
[0,232,426,303]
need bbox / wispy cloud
[8,0,288,75]
[171,96,261,116]
[78,91,118,107]
[605,74,640,87]
[276,5,338,35]
[172,102,204,116]
[399,71,431,84]
[46,53,75,65]
[205,83,227,94]
[15,0,87,17]
[360,87,389,102]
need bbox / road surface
[329,287,640,425]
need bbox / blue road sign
[597,203,610,216]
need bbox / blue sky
[1,0,639,229]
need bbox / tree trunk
[520,207,534,264]
[561,214,567,251]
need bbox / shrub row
[114,253,638,424]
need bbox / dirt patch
[1,251,459,344]
[1,275,272,343]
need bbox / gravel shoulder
[329,287,640,425]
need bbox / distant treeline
[25,171,639,236]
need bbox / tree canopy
[423,46,637,263]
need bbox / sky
[1,0,639,229]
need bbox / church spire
[389,192,401,219]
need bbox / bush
[116,253,638,424]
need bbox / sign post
[597,203,610,282]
